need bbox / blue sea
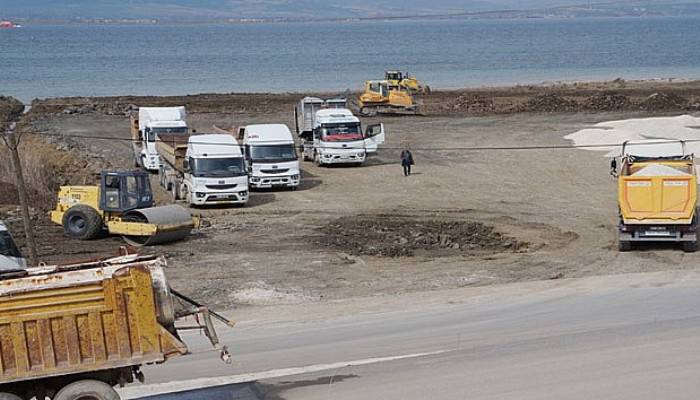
[2,17,700,102]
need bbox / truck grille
[205,184,237,190]
[260,168,290,174]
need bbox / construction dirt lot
[3,80,700,309]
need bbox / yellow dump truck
[0,251,232,400]
[617,140,698,252]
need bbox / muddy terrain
[3,80,700,309]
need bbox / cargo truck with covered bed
[617,140,698,252]
[0,252,232,400]
[157,133,249,206]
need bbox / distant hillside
[2,0,700,21]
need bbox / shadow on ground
[136,375,359,400]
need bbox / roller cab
[50,171,197,246]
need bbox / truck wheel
[683,241,697,253]
[171,183,180,201]
[0,393,22,400]
[618,241,632,252]
[62,205,103,240]
[54,380,119,400]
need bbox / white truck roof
[244,124,294,144]
[139,107,186,131]
[188,134,242,158]
[315,108,359,126]
[139,107,186,122]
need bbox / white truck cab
[132,107,188,171]
[0,221,26,272]
[304,108,385,166]
[181,134,249,206]
[239,124,301,189]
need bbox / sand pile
[564,115,700,157]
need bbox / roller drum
[122,204,194,246]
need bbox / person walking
[400,148,414,176]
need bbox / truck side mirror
[183,159,190,172]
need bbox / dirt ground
[4,81,700,309]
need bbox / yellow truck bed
[0,254,229,399]
[0,257,185,384]
[619,161,697,224]
[617,158,698,251]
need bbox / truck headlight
[291,175,299,180]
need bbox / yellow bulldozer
[385,70,430,94]
[50,170,197,246]
[358,80,421,116]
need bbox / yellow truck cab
[617,140,697,252]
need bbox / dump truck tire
[0,393,22,400]
[618,241,632,252]
[683,241,697,253]
[54,380,120,400]
[62,205,103,240]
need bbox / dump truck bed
[155,133,190,172]
[618,160,697,225]
[0,256,186,386]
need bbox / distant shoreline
[3,13,700,26]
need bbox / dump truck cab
[131,107,188,171]
[304,108,385,166]
[239,124,301,189]
[0,221,25,272]
[617,140,698,252]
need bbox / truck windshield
[250,145,297,162]
[192,158,246,177]
[321,123,363,142]
[149,127,188,142]
[0,232,22,258]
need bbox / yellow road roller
[50,170,197,246]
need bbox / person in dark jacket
[400,148,414,176]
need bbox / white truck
[131,106,188,171]
[157,133,249,206]
[237,124,301,189]
[0,221,26,272]
[295,97,385,166]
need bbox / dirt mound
[448,95,496,114]
[317,215,526,257]
[519,93,578,113]
[639,92,688,111]
[583,92,631,111]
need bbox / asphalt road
[121,270,700,400]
